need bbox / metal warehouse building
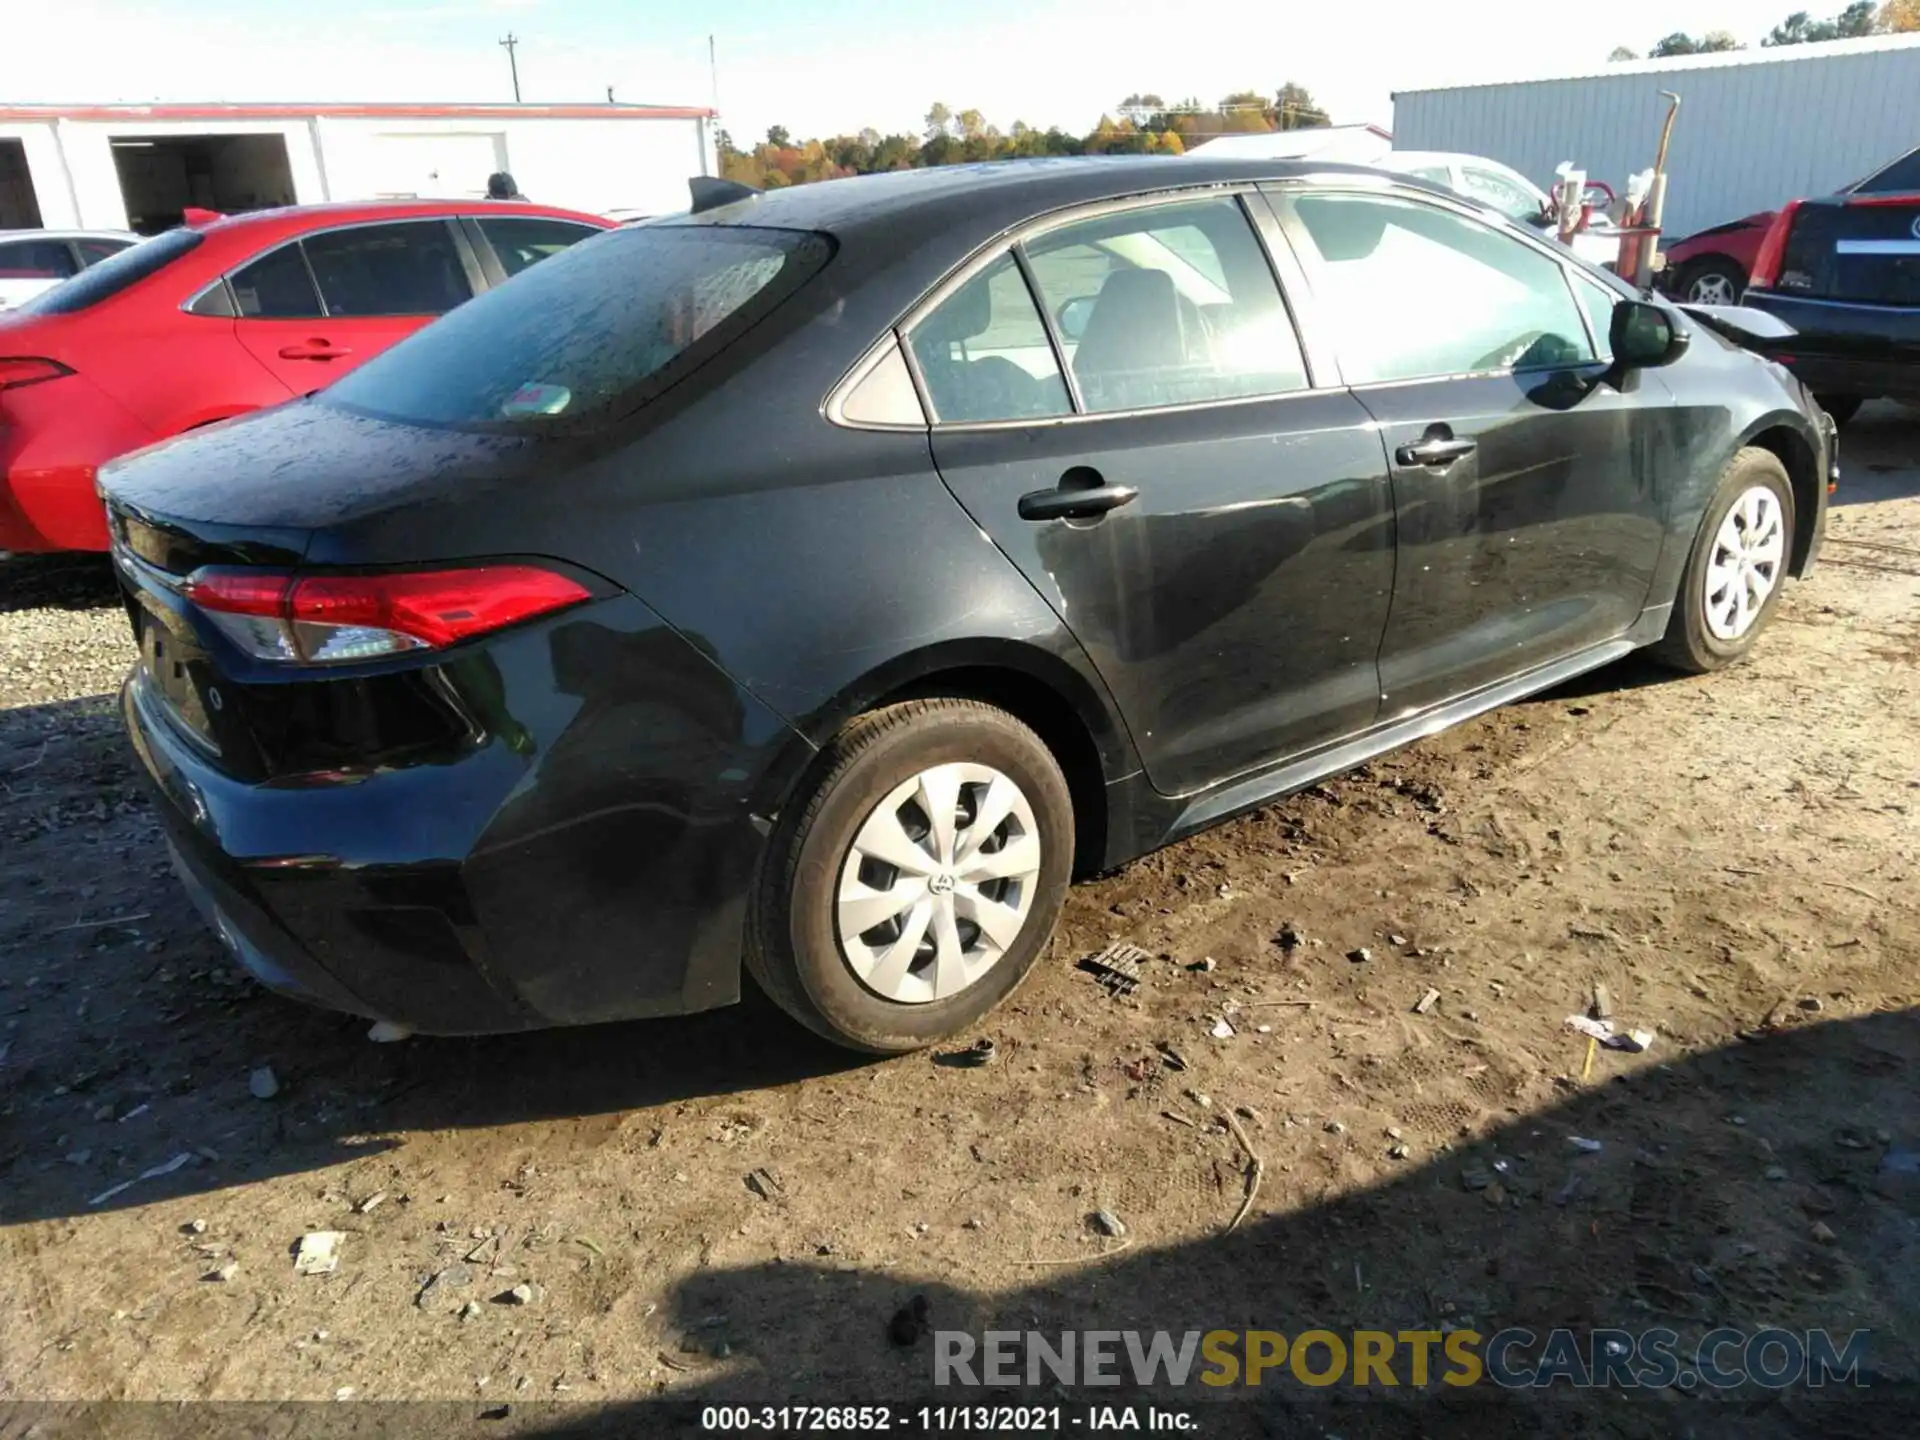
[0,102,717,233]
[1392,34,1920,239]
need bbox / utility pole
[499,33,521,103]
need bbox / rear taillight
[182,564,592,665]
[1748,200,1803,290]
[0,357,73,392]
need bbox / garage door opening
[0,140,43,228]
[111,133,296,234]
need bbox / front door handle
[1395,436,1477,467]
[278,339,353,361]
[1018,476,1139,522]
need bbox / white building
[1186,123,1393,164]
[0,102,717,232]
[1391,33,1920,239]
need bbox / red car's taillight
[182,564,592,665]
[1747,200,1803,290]
[0,357,73,391]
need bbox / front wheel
[1678,257,1746,307]
[746,698,1074,1053]
[1649,447,1795,674]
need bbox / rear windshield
[321,223,833,431]
[21,228,203,315]
[1779,201,1920,304]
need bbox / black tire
[745,698,1074,1054]
[1677,256,1746,307]
[1649,447,1796,675]
[1815,394,1863,427]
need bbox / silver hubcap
[1689,271,1738,305]
[1703,486,1785,641]
[835,762,1042,1004]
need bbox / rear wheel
[1815,394,1863,426]
[746,699,1073,1053]
[1678,256,1746,307]
[1649,447,1795,674]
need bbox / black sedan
[1740,187,1920,424]
[100,156,1833,1052]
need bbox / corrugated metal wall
[1393,42,1920,239]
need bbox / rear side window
[0,239,77,280]
[1779,201,1920,304]
[18,227,202,314]
[1288,191,1594,383]
[478,216,601,277]
[1853,146,1920,195]
[1458,166,1544,222]
[304,221,473,316]
[907,253,1073,423]
[231,244,323,318]
[321,224,831,430]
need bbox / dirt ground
[3,408,1918,1437]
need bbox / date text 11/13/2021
[699,1405,1192,1431]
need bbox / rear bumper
[1741,291,1920,400]
[123,593,798,1034]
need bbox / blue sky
[6,0,1821,142]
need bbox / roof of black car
[671,156,1411,239]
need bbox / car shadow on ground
[500,1008,1918,1439]
[0,552,119,615]
[1832,404,1919,509]
[49,1013,1917,1438]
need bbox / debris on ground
[182,1219,207,1235]
[1089,1209,1128,1238]
[934,1038,997,1068]
[248,1065,279,1100]
[355,1190,388,1215]
[366,1021,413,1043]
[1077,941,1150,997]
[1347,947,1372,964]
[1223,1109,1264,1232]
[1155,1042,1189,1071]
[203,1260,239,1283]
[1188,957,1217,973]
[294,1231,345,1277]
[1209,1015,1236,1039]
[417,1263,474,1308]
[1413,988,1441,1015]
[888,1295,930,1347]
[499,1282,539,1306]
[1590,982,1614,1021]
[1564,1014,1656,1052]
[88,1152,194,1208]
[1275,925,1304,953]
[1568,1136,1604,1154]
[745,1168,785,1201]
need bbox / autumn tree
[924,102,953,140]
[1882,0,1920,29]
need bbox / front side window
[1022,196,1308,412]
[0,240,77,280]
[1289,191,1594,385]
[478,217,601,278]
[303,221,472,317]
[322,223,830,430]
[906,253,1073,424]
[1575,275,1622,359]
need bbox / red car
[1662,142,1920,306]
[0,199,610,553]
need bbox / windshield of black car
[20,228,203,314]
[320,223,833,431]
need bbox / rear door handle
[1395,436,1477,467]
[278,340,353,361]
[1017,483,1139,522]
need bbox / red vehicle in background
[1661,142,1920,305]
[0,200,610,553]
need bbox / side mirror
[1056,295,1096,342]
[1610,298,1691,369]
